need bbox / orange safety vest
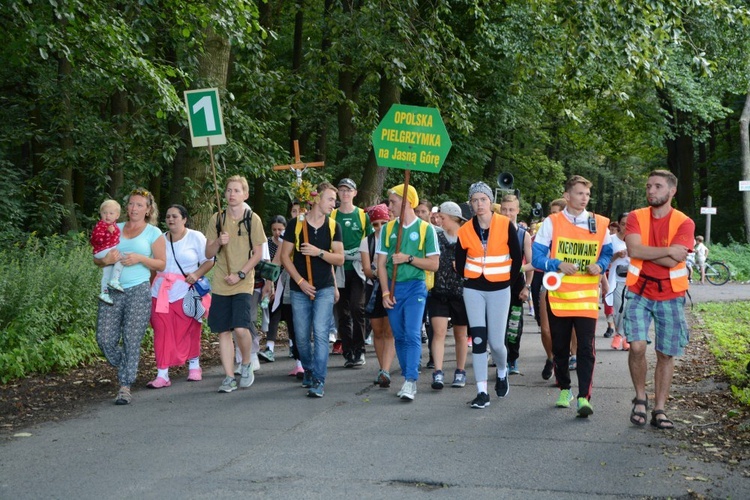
[457,214,512,282]
[546,212,609,318]
[625,207,689,293]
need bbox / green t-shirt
[333,207,374,271]
[376,217,439,282]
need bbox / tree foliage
[0,0,749,242]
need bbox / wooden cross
[273,140,325,295]
[273,140,325,176]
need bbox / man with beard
[624,170,694,430]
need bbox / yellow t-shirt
[205,210,267,296]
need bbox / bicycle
[691,260,731,286]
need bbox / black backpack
[216,208,253,257]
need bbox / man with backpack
[205,175,267,394]
[280,181,345,398]
[331,178,374,368]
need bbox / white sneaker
[239,364,255,388]
[364,333,373,345]
[329,332,337,343]
[251,352,261,372]
[396,381,407,397]
[400,381,417,401]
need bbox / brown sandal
[630,398,648,426]
[650,409,674,430]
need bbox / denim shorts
[624,292,688,356]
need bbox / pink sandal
[187,368,203,381]
[146,376,171,389]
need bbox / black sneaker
[542,359,554,380]
[603,327,614,338]
[495,375,509,398]
[343,354,355,368]
[353,352,366,367]
[470,392,490,409]
[426,358,435,370]
[431,370,444,390]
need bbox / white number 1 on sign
[192,96,216,132]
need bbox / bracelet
[381,291,390,297]
[297,277,305,285]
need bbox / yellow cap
[389,184,419,208]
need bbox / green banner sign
[371,104,452,173]
[184,88,226,147]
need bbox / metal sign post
[700,196,715,245]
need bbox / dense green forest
[1,0,749,242]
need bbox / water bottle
[260,296,270,310]
[506,305,522,344]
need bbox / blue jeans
[386,280,427,381]
[291,287,335,383]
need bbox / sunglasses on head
[130,189,151,198]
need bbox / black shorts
[364,283,387,319]
[427,294,468,326]
[207,293,253,333]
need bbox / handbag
[193,276,211,296]
[169,233,210,320]
[182,287,206,321]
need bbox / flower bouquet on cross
[273,140,326,291]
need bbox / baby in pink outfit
[90,199,124,304]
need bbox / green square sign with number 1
[184,88,227,147]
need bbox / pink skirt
[150,297,202,369]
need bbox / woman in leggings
[456,182,522,409]
[94,188,166,405]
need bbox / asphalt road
[1,283,749,499]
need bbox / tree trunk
[698,135,708,205]
[290,4,304,151]
[109,90,127,200]
[658,89,696,216]
[57,54,79,233]
[665,132,695,216]
[185,25,231,232]
[740,90,750,244]
[359,73,400,206]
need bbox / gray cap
[439,201,467,221]
[338,178,357,190]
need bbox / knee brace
[470,326,488,354]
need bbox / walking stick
[389,169,411,300]
[208,137,231,273]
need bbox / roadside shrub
[709,242,750,282]
[0,233,101,382]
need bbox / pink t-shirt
[90,220,121,254]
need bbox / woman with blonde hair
[94,188,166,405]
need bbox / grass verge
[694,301,750,406]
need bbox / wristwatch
[237,271,246,280]
[318,251,325,258]
[408,255,414,264]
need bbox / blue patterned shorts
[623,292,689,356]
